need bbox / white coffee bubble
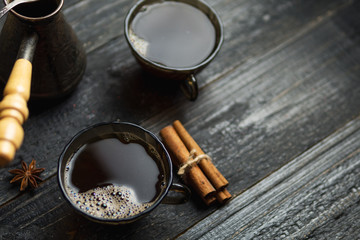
[129,29,149,57]
[65,184,153,219]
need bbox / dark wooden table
[0,0,359,239]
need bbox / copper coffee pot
[0,0,86,165]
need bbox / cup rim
[124,0,224,72]
[57,121,174,224]
[3,0,63,21]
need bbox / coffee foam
[65,184,153,219]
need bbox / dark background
[0,0,359,239]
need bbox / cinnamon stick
[216,189,232,204]
[173,120,229,190]
[160,126,216,203]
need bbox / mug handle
[180,74,198,101]
[162,183,191,204]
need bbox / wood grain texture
[0,0,351,204]
[178,117,360,239]
[0,0,359,239]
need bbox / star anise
[8,159,45,191]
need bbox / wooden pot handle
[0,59,32,166]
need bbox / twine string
[177,149,212,176]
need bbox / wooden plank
[141,0,360,193]
[178,117,360,239]
[2,0,352,72]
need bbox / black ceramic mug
[58,122,190,224]
[124,0,223,100]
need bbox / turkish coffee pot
[0,0,86,165]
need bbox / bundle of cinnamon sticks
[160,120,231,205]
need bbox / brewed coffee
[130,1,216,68]
[64,134,166,219]
[13,0,58,18]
